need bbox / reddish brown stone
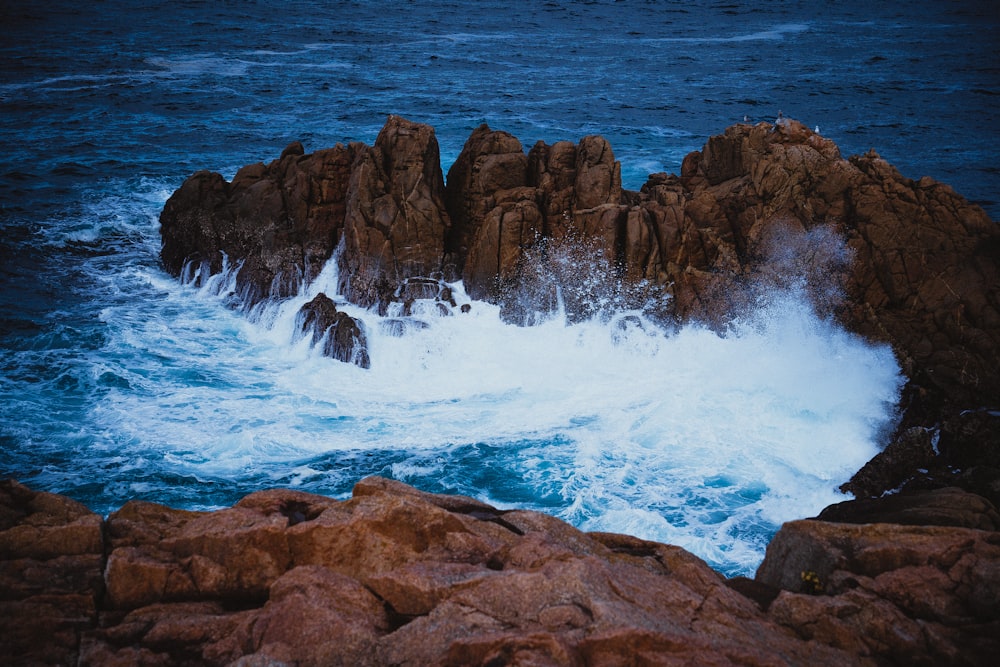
[297,292,371,367]
[0,480,104,666]
[337,115,451,311]
[4,478,1000,665]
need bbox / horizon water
[1,0,996,576]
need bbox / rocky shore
[159,116,999,504]
[2,477,998,665]
[3,118,997,664]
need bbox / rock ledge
[2,477,997,665]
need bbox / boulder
[0,479,104,666]
[297,292,371,368]
[756,518,1000,665]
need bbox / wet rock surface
[297,293,371,368]
[4,477,997,665]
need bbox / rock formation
[338,116,452,311]
[297,293,371,368]
[3,477,998,665]
[160,115,998,499]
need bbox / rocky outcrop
[160,140,356,303]
[161,116,998,491]
[670,121,998,412]
[338,116,452,311]
[2,477,997,666]
[756,518,1000,666]
[297,292,371,368]
[443,125,538,302]
[161,117,997,395]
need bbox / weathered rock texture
[757,517,1000,666]
[0,479,104,666]
[160,139,356,303]
[338,117,451,311]
[297,292,370,368]
[3,477,998,666]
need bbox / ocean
[1,0,995,577]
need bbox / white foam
[644,22,810,44]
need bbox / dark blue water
[0,0,994,576]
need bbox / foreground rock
[0,479,104,666]
[757,517,1000,665]
[2,477,998,665]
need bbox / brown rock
[297,292,370,367]
[666,120,999,413]
[6,477,1000,665]
[0,480,104,666]
[527,139,578,235]
[573,135,622,211]
[444,124,530,276]
[755,519,1000,665]
[160,118,998,427]
[841,426,938,499]
[443,125,542,302]
[160,142,356,304]
[105,499,294,609]
[817,487,1000,531]
[238,566,388,667]
[337,115,451,311]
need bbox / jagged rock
[817,487,1000,531]
[443,124,532,286]
[662,120,999,413]
[842,426,939,498]
[443,125,542,303]
[159,116,998,490]
[445,127,630,309]
[337,115,451,311]
[843,410,1000,505]
[160,142,357,303]
[936,410,1000,506]
[756,519,1000,665]
[297,293,370,368]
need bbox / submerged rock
[2,477,998,665]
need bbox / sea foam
[87,222,904,576]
